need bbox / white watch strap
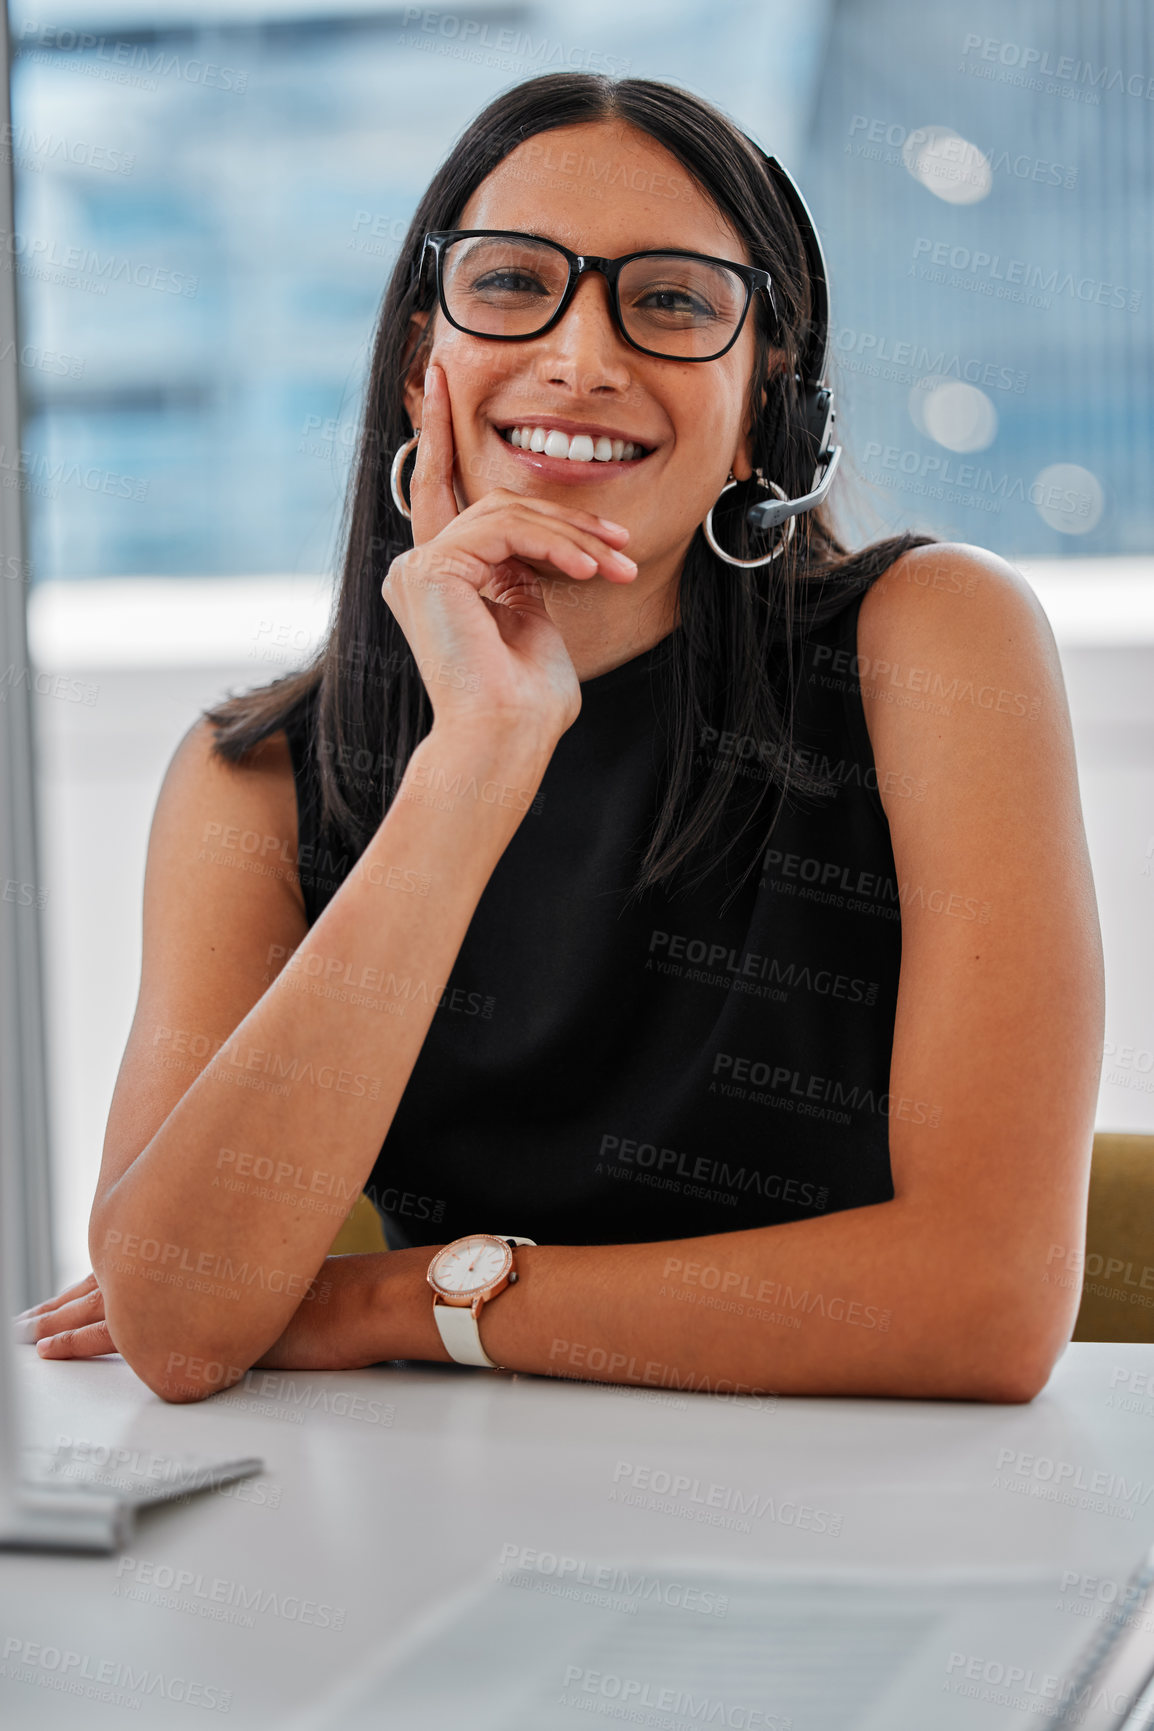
[433,1237,537,1369]
[434,1301,498,1368]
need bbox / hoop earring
[390,430,420,520]
[702,468,796,568]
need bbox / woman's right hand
[383,361,639,750]
[13,1270,116,1359]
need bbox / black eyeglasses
[419,229,778,362]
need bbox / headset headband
[739,140,842,533]
[758,150,831,385]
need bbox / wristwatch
[426,1234,536,1369]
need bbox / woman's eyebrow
[490,228,730,258]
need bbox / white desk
[3,1342,1154,1728]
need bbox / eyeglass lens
[439,234,748,359]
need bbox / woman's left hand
[16,1253,406,1375]
[15,1271,115,1359]
[251,1252,399,1372]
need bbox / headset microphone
[740,144,842,535]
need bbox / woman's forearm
[362,1199,1075,1404]
[91,723,553,1399]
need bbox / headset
[739,142,842,535]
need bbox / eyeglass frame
[418,228,780,363]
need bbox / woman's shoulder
[162,713,305,920]
[852,539,1068,822]
[178,709,299,796]
[857,540,1053,669]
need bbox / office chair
[328,1191,389,1256]
[1072,1131,1154,1345]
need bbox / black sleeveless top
[283,586,904,1251]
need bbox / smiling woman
[21,72,1103,1408]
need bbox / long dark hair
[204,72,940,910]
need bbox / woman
[19,73,1103,1404]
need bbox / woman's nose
[531,270,633,384]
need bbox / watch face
[430,1235,511,1297]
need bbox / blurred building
[808,0,1152,555]
[9,0,831,580]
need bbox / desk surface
[3,1342,1154,1728]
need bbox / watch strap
[433,1300,499,1368]
[433,1236,537,1369]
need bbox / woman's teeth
[502,425,647,462]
